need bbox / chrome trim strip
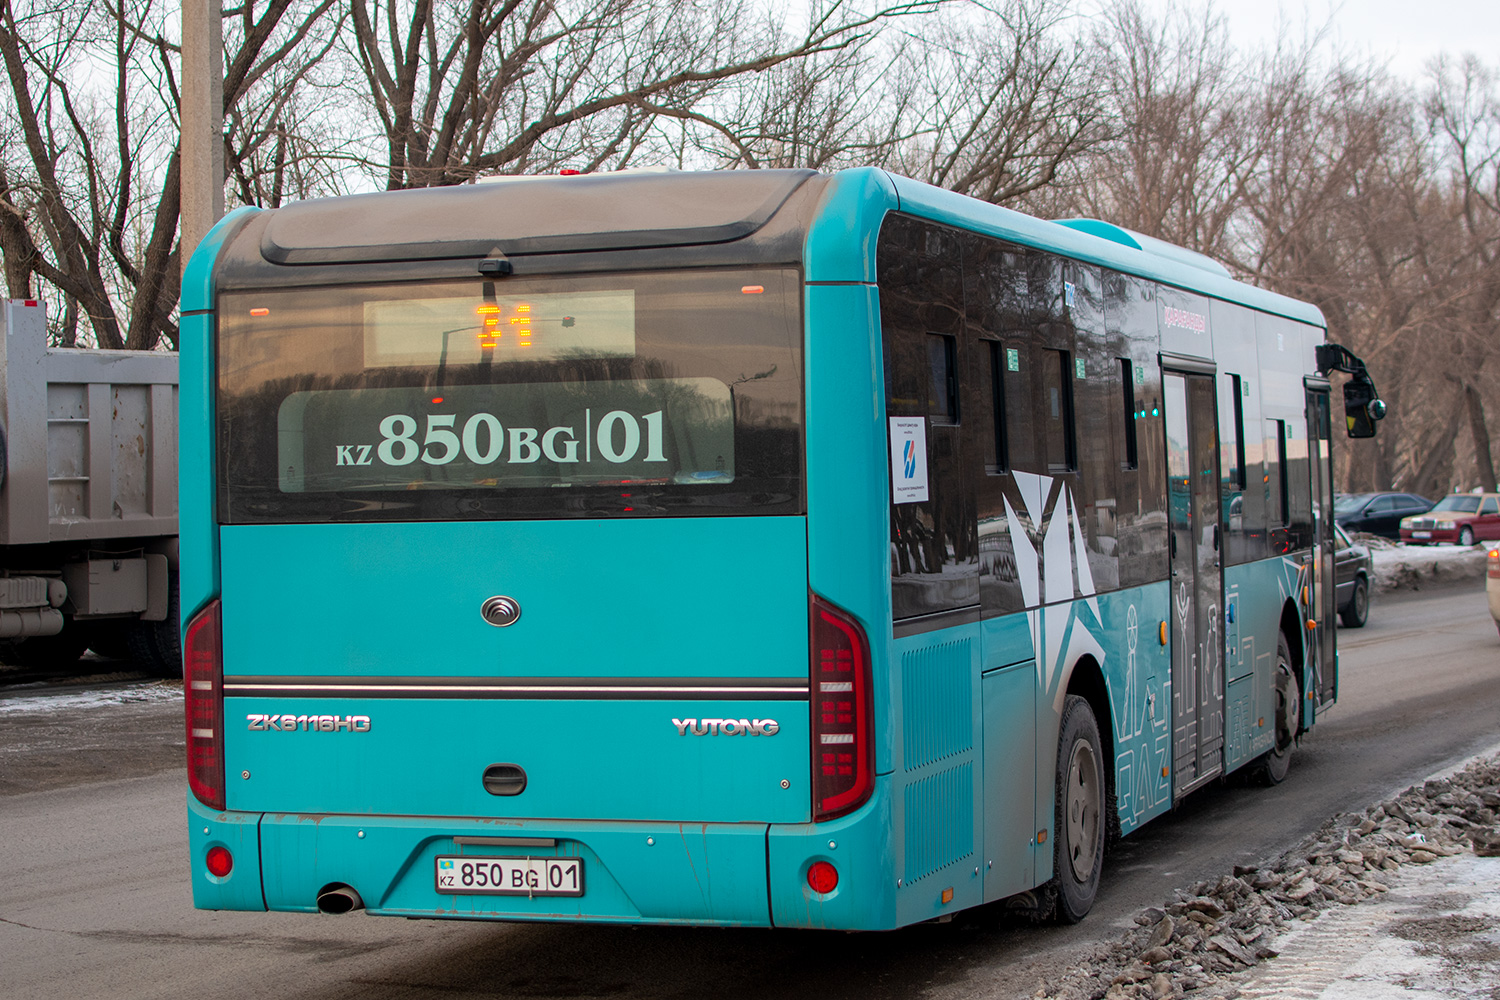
[223,675,810,701]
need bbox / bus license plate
[435,856,583,896]
[1412,531,1432,538]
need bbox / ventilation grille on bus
[901,639,973,771]
[902,762,975,884]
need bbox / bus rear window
[217,268,802,523]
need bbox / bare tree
[0,0,341,349]
[345,0,943,187]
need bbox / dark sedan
[1334,492,1432,540]
[1334,524,1372,628]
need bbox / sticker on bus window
[276,377,733,492]
[889,417,929,504]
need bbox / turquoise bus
[181,168,1378,929]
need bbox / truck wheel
[1339,578,1369,628]
[1052,694,1105,923]
[1253,634,1298,785]
[126,573,181,677]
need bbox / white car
[1489,547,1500,638]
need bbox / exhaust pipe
[316,884,364,914]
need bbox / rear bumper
[189,778,900,930]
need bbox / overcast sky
[1160,0,1500,80]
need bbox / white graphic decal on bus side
[1006,469,1173,835]
[672,718,779,736]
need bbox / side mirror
[1342,376,1385,439]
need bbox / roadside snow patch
[0,681,182,715]
[1368,541,1493,593]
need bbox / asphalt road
[1,581,1497,1000]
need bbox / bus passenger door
[1164,371,1225,795]
[1306,385,1336,705]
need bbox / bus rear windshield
[216,268,803,523]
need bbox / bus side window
[1003,343,1037,473]
[878,214,978,622]
[1219,373,1245,561]
[1119,359,1139,470]
[1265,418,1287,545]
[984,341,1009,472]
[1041,348,1077,473]
[927,334,958,424]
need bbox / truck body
[0,298,179,673]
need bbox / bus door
[1163,370,1225,795]
[1306,384,1336,705]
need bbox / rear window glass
[217,268,803,522]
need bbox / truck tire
[126,573,181,677]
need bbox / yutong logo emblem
[247,713,371,732]
[673,717,779,736]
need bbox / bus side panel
[1096,583,1173,836]
[188,795,265,911]
[257,815,773,926]
[1222,556,1302,772]
[767,781,897,930]
[891,624,983,926]
[179,207,257,625]
[802,282,894,772]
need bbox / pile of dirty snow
[1033,754,1500,1000]
[1364,539,1494,593]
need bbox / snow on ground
[1363,538,1496,594]
[0,680,182,715]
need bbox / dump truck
[0,298,179,675]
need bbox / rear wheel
[125,573,181,677]
[1459,526,1476,546]
[1339,578,1369,628]
[1253,633,1298,785]
[1052,695,1105,923]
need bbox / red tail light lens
[807,860,839,894]
[206,846,234,878]
[184,600,225,810]
[811,594,873,821]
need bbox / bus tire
[1253,633,1298,785]
[1052,694,1105,924]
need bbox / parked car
[1334,524,1372,628]
[1334,491,1431,539]
[1488,547,1499,639]
[1399,493,1500,546]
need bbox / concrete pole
[180,0,223,276]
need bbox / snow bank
[0,680,182,715]
[1364,538,1494,593]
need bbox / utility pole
[180,0,223,276]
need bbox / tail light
[184,600,225,810]
[811,594,873,821]
[1488,548,1499,579]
